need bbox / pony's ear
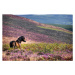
[21,36,25,39]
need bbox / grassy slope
[45,23,73,31]
[3,15,73,44]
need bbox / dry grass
[3,36,40,44]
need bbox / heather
[3,15,72,44]
[3,43,73,61]
[2,15,73,61]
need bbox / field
[3,43,73,61]
[2,15,73,61]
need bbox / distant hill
[3,15,73,44]
[18,14,73,25]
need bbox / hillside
[3,14,73,44]
[45,24,73,31]
[18,15,73,25]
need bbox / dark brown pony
[10,36,26,50]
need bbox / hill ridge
[3,14,73,44]
[3,14,72,34]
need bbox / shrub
[3,44,10,51]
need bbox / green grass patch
[37,26,72,34]
[22,43,73,53]
[2,44,21,51]
[45,23,73,31]
[3,44,11,51]
[3,43,72,53]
